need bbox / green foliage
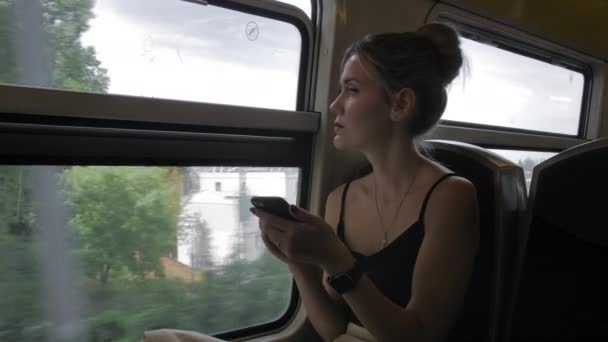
[0,235,47,341]
[0,166,34,235]
[63,166,178,284]
[81,251,292,341]
[42,0,109,92]
[0,167,40,340]
[193,251,292,333]
[0,0,109,91]
[0,165,293,341]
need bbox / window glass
[444,37,585,135]
[0,165,299,340]
[489,149,557,192]
[1,0,303,110]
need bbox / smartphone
[250,196,299,221]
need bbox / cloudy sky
[445,37,584,135]
[81,0,310,110]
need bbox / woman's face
[329,54,394,151]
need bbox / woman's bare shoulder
[324,176,371,229]
[421,170,479,237]
[324,183,347,230]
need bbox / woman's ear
[390,88,416,122]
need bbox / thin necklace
[373,162,420,249]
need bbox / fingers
[264,225,285,249]
[260,233,289,263]
[288,205,322,225]
[250,206,290,254]
[250,208,290,262]
[250,207,296,232]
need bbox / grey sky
[445,38,584,135]
[81,0,307,109]
[96,0,302,67]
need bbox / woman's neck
[362,134,423,201]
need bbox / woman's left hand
[250,205,348,269]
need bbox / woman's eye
[336,86,357,97]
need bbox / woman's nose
[329,93,341,115]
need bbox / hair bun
[417,23,463,85]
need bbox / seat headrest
[530,138,608,247]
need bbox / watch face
[328,261,362,294]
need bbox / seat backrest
[426,140,526,342]
[353,140,526,342]
[511,138,608,341]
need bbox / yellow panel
[450,0,607,59]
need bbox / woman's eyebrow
[340,77,360,85]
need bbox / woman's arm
[322,177,480,342]
[288,187,350,342]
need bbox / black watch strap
[326,261,363,294]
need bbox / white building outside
[178,167,300,269]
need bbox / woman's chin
[333,136,347,150]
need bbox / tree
[190,217,215,271]
[518,156,536,174]
[0,234,47,341]
[43,0,109,92]
[0,166,33,235]
[192,250,292,333]
[0,0,109,233]
[0,166,44,341]
[63,167,179,285]
[0,0,109,91]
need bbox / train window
[1,0,315,339]
[489,149,557,191]
[443,37,586,136]
[0,165,300,340]
[2,0,304,110]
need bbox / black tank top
[337,173,456,323]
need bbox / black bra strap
[418,173,457,223]
[337,181,352,242]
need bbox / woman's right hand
[259,230,289,263]
[260,230,321,275]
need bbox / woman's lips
[334,122,344,132]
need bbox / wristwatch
[326,261,363,294]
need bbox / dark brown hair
[341,23,463,137]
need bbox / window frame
[0,109,314,339]
[0,0,318,339]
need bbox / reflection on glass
[2,0,302,110]
[445,38,584,135]
[0,166,299,341]
[489,149,557,192]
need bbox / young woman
[143,23,479,342]
[251,23,479,342]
